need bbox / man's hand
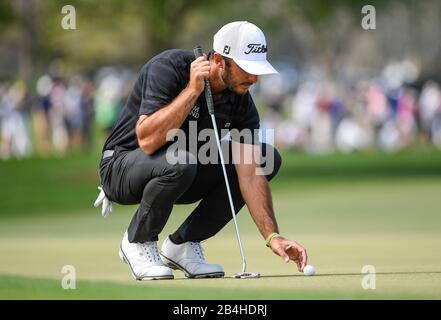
[269,236,308,272]
[188,55,210,94]
[136,57,207,155]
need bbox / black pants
[99,143,282,243]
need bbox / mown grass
[1,147,441,216]
[0,147,440,299]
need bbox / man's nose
[248,74,258,83]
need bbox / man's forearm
[238,174,279,239]
[136,86,200,154]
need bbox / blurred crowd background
[1,0,441,159]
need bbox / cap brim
[233,58,278,75]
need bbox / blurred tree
[3,0,38,113]
[0,0,440,107]
[0,1,17,79]
[0,1,15,28]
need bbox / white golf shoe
[160,236,224,278]
[119,231,174,280]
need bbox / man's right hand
[188,55,210,94]
[269,236,308,272]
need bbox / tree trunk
[16,0,38,113]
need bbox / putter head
[232,272,260,279]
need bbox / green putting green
[1,149,441,299]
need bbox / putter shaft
[210,114,247,274]
[193,45,247,275]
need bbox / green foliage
[0,0,434,73]
[1,148,441,217]
[0,1,16,28]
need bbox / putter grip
[193,45,215,115]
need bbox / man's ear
[213,52,225,69]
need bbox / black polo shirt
[102,49,260,153]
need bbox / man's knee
[261,143,282,180]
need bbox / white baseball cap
[213,21,278,75]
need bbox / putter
[193,46,260,279]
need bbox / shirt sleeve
[231,93,260,145]
[139,58,182,116]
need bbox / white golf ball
[303,265,316,276]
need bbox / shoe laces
[190,242,205,261]
[139,241,161,263]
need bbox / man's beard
[221,69,249,96]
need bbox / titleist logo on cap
[244,44,267,54]
[213,21,278,75]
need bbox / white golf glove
[94,186,113,218]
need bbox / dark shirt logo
[190,105,200,119]
[244,44,267,54]
[223,45,231,54]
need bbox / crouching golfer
[95,21,308,280]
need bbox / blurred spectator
[34,72,98,155]
[366,83,389,130]
[94,67,133,135]
[432,114,441,149]
[291,82,318,132]
[50,77,69,154]
[419,81,441,139]
[64,76,85,151]
[255,60,441,154]
[0,80,32,159]
[308,88,333,154]
[35,74,53,155]
[2,59,441,160]
[335,117,373,153]
[80,77,96,152]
